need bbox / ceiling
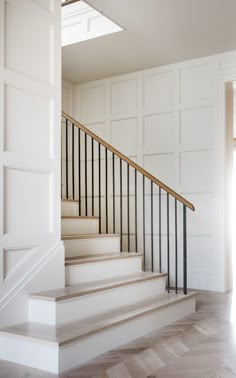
[62,0,236,84]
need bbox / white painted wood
[0,295,196,374]
[0,333,59,373]
[65,255,142,285]
[29,276,167,325]
[59,295,196,374]
[64,236,120,257]
[62,218,99,235]
[61,201,80,216]
[0,0,63,325]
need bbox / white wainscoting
[62,51,236,292]
[0,0,63,326]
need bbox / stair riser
[61,202,79,217]
[64,237,120,257]
[62,219,99,236]
[65,256,142,285]
[1,296,196,374]
[29,277,167,325]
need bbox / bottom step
[0,292,196,374]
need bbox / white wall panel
[143,72,173,113]
[144,113,175,153]
[180,64,216,106]
[180,150,214,192]
[5,85,51,156]
[79,85,105,123]
[111,79,137,116]
[4,168,50,235]
[0,0,62,325]
[180,106,214,149]
[4,248,32,279]
[5,1,52,83]
[144,153,176,188]
[111,118,137,156]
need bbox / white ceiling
[62,0,236,84]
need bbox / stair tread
[65,252,143,265]
[29,272,167,302]
[62,216,99,219]
[0,292,197,347]
[62,233,120,240]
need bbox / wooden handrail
[62,111,195,211]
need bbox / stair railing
[61,111,195,294]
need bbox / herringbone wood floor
[1,291,236,377]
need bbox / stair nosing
[0,292,197,347]
[29,273,168,303]
[65,252,143,266]
[62,216,99,220]
[59,292,197,347]
[62,199,79,202]
[62,233,120,240]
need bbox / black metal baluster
[98,143,101,233]
[72,124,74,200]
[175,199,178,293]
[85,133,88,216]
[113,153,115,234]
[167,193,170,292]
[135,169,138,253]
[105,148,108,234]
[127,163,130,252]
[143,176,146,271]
[91,138,94,216]
[151,181,154,272]
[183,205,187,295]
[159,187,162,273]
[78,128,81,215]
[65,119,68,199]
[120,159,123,252]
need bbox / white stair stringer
[0,293,196,374]
[63,234,120,257]
[28,273,167,325]
[65,253,143,285]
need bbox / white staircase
[0,199,196,374]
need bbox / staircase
[0,113,196,374]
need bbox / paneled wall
[64,51,236,292]
[0,0,64,326]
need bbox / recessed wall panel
[144,113,175,153]
[144,153,176,188]
[5,168,50,235]
[5,1,52,83]
[111,79,137,115]
[5,85,51,156]
[80,86,105,122]
[180,150,214,192]
[180,64,216,106]
[180,107,214,148]
[186,194,216,235]
[188,236,215,270]
[111,118,137,156]
[144,72,173,114]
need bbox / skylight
[62,1,123,47]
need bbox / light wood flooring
[1,290,236,377]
